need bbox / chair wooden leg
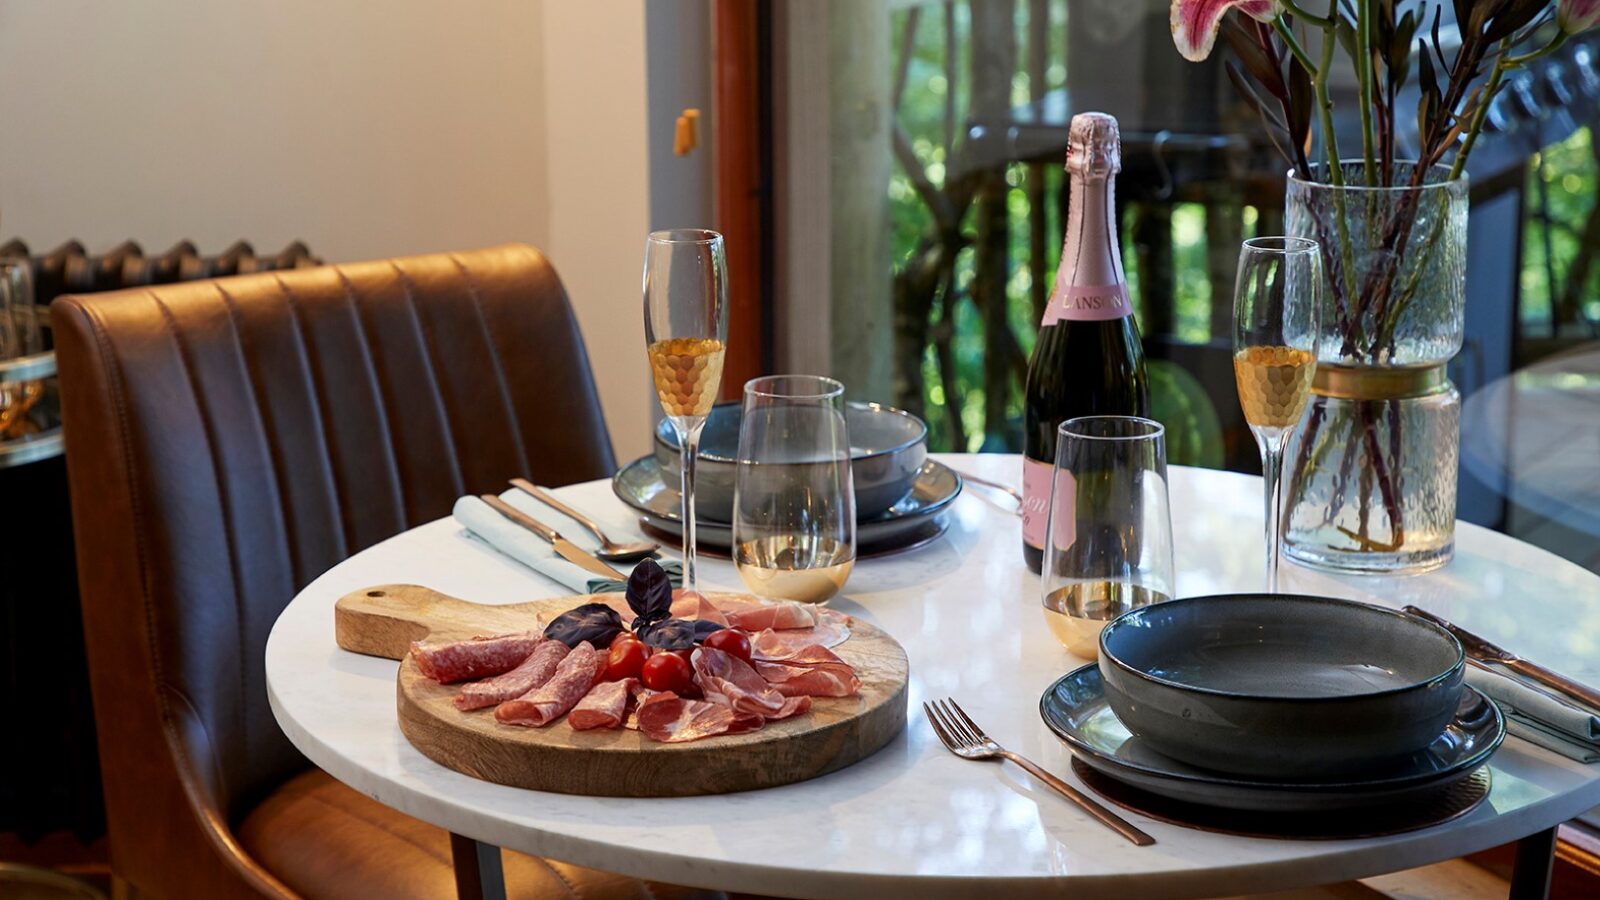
[1508,826,1558,900]
[449,832,507,900]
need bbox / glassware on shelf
[1041,415,1174,658]
[643,229,729,595]
[732,375,856,604]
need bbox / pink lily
[1560,0,1600,34]
[1171,0,1283,62]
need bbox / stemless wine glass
[732,375,855,604]
[1232,236,1321,593]
[643,229,729,595]
[1042,416,1174,658]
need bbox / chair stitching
[273,274,351,562]
[530,856,581,899]
[447,251,531,478]
[386,258,467,501]
[298,789,454,868]
[334,266,409,534]
[213,281,304,585]
[149,290,252,810]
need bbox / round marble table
[266,454,1600,899]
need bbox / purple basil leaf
[626,559,673,627]
[636,617,697,651]
[543,602,624,649]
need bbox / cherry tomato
[640,651,693,693]
[605,637,649,681]
[702,628,752,663]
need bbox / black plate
[612,455,962,551]
[1040,665,1503,813]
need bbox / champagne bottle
[1021,112,1149,573]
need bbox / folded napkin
[1467,665,1600,763]
[452,490,681,595]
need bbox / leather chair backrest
[54,244,615,895]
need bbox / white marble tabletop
[265,453,1600,900]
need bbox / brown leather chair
[54,245,722,899]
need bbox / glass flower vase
[1282,163,1468,574]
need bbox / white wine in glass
[643,230,729,595]
[1232,237,1321,593]
[732,375,856,604]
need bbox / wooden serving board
[334,584,910,797]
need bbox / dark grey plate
[613,454,962,549]
[1040,665,1503,813]
[1098,594,1466,779]
[655,400,928,520]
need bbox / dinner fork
[924,698,1155,846]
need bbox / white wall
[0,0,660,459]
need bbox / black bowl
[654,400,927,521]
[1097,594,1465,779]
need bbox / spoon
[509,478,659,562]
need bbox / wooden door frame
[711,0,774,399]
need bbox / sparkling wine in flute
[1021,112,1148,573]
[642,229,729,597]
[648,337,726,419]
[1233,346,1316,432]
[734,534,854,605]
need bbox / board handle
[334,584,542,660]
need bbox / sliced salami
[494,641,601,727]
[568,677,637,730]
[452,640,569,710]
[411,632,541,684]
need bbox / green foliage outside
[888,3,1596,460]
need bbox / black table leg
[1508,826,1558,900]
[449,832,507,900]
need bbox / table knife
[1404,605,1600,711]
[480,494,628,581]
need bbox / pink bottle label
[1022,459,1051,548]
[1044,281,1133,324]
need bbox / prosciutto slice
[411,632,540,684]
[494,641,601,726]
[750,621,850,660]
[453,640,569,710]
[635,691,763,743]
[569,677,637,730]
[669,590,729,626]
[754,644,861,698]
[724,600,817,632]
[692,647,811,720]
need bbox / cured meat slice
[635,691,763,743]
[669,590,729,626]
[754,644,861,698]
[411,632,540,684]
[494,642,601,727]
[750,621,850,660]
[724,601,817,632]
[452,639,569,710]
[569,678,638,730]
[691,647,811,720]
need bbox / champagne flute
[732,375,856,604]
[1232,237,1321,593]
[643,229,729,595]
